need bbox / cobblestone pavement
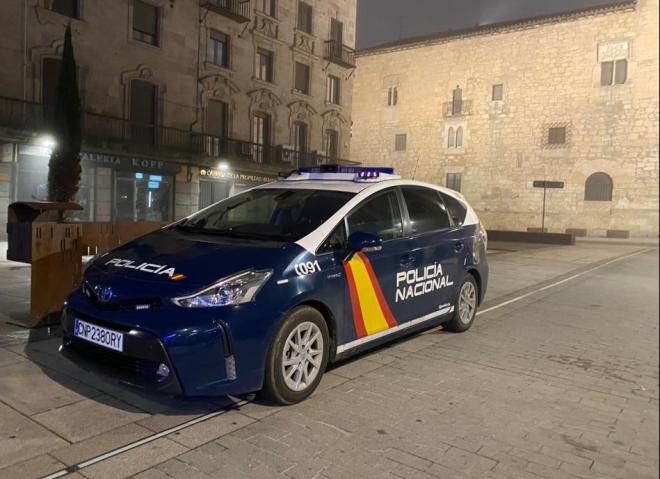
[0,243,657,479]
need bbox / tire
[261,306,330,405]
[443,274,479,333]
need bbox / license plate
[73,319,124,352]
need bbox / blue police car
[62,166,488,404]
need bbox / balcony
[0,96,358,169]
[324,40,356,68]
[200,0,250,23]
[442,100,473,117]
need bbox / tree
[47,23,82,207]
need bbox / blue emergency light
[296,165,395,176]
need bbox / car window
[179,188,354,242]
[318,222,347,254]
[441,192,468,226]
[402,187,451,234]
[347,191,403,241]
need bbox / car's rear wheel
[261,306,329,405]
[443,274,479,333]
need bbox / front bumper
[60,293,272,397]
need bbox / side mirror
[345,232,383,261]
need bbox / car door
[341,189,415,345]
[399,186,461,321]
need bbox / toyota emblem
[95,286,114,304]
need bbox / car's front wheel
[261,306,330,405]
[443,274,479,333]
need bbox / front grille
[70,339,162,377]
[96,297,163,311]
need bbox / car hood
[84,228,304,298]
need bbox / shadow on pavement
[23,326,245,416]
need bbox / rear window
[440,192,468,226]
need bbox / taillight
[479,222,488,251]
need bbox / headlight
[172,270,272,308]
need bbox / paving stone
[0,453,64,478]
[31,395,149,443]
[50,422,153,466]
[168,410,256,449]
[0,402,69,469]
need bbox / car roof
[257,178,467,202]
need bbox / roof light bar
[297,165,395,175]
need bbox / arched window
[585,172,613,201]
[456,127,464,148]
[447,127,455,148]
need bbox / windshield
[177,188,355,242]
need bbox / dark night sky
[356,0,628,50]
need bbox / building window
[452,85,462,115]
[207,100,229,138]
[208,32,230,68]
[257,0,276,17]
[293,121,308,156]
[548,126,566,145]
[51,0,79,18]
[294,62,310,95]
[585,172,613,201]
[387,87,398,106]
[132,0,159,46]
[395,134,407,152]
[455,127,464,148]
[42,58,63,107]
[492,84,504,101]
[325,129,339,160]
[130,80,157,146]
[257,49,274,82]
[252,112,271,163]
[330,18,344,44]
[446,173,462,192]
[327,75,340,104]
[447,127,455,148]
[601,59,628,86]
[297,1,313,34]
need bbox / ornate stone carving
[293,31,315,54]
[254,15,279,40]
[248,88,282,112]
[199,74,240,102]
[322,110,347,130]
[288,100,317,123]
[598,40,630,61]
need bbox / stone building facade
[0,0,357,238]
[352,0,659,237]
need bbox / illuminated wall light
[218,162,230,171]
[38,135,57,149]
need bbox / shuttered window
[258,0,276,17]
[257,49,273,82]
[52,0,79,18]
[601,60,628,86]
[455,127,464,148]
[614,59,628,84]
[326,75,340,104]
[585,173,613,201]
[446,173,462,192]
[294,62,310,94]
[447,128,455,148]
[42,58,62,107]
[133,0,159,46]
[452,86,462,115]
[325,129,339,159]
[395,134,407,152]
[492,84,503,101]
[548,127,566,145]
[387,87,398,106]
[297,2,313,34]
[208,32,229,68]
[207,100,229,138]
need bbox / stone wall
[352,0,659,237]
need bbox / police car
[62,166,488,404]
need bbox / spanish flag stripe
[343,261,367,339]
[357,252,398,328]
[350,254,391,335]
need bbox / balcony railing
[324,40,356,68]
[201,0,250,23]
[0,96,53,133]
[442,100,473,117]
[0,96,358,168]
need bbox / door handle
[454,241,465,253]
[400,253,415,267]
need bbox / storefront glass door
[115,172,172,221]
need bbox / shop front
[11,147,181,223]
[198,168,277,209]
